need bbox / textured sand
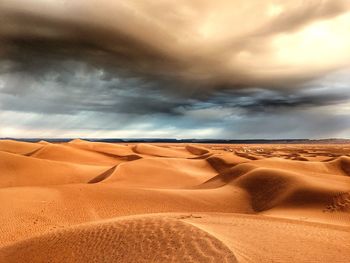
[0,140,349,262]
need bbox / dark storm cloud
[200,88,350,114]
[0,2,185,83]
[1,64,349,119]
[1,0,350,87]
[0,62,198,118]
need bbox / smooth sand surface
[0,140,349,262]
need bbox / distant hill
[1,138,350,144]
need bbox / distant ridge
[1,138,350,144]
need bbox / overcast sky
[1,0,350,139]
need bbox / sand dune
[68,139,139,158]
[0,140,42,155]
[200,156,350,221]
[184,213,350,263]
[102,157,217,188]
[206,153,250,172]
[0,182,251,247]
[0,140,349,262]
[0,215,237,263]
[185,144,210,156]
[0,151,110,187]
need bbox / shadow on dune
[199,156,350,212]
[88,166,118,184]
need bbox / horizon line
[1,137,350,142]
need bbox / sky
[0,0,350,139]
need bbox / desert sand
[0,139,349,262]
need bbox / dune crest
[30,143,123,165]
[133,143,196,158]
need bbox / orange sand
[0,140,349,262]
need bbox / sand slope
[0,151,110,187]
[133,143,197,158]
[30,143,123,165]
[0,140,42,155]
[102,157,217,188]
[68,139,139,158]
[0,215,237,263]
[0,140,349,262]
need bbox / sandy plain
[0,139,349,262]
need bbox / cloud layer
[0,0,350,138]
